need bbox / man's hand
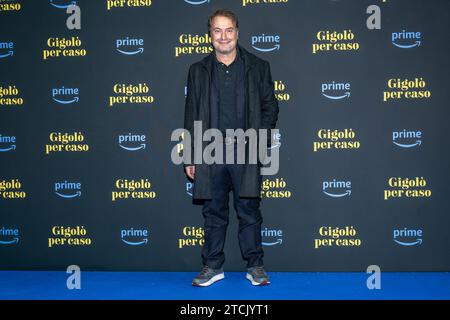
[185,165,195,180]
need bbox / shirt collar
[213,47,240,67]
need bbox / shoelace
[200,266,213,276]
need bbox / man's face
[210,15,239,55]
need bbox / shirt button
[226,71,229,74]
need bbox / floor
[1,271,449,300]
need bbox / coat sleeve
[183,65,196,168]
[260,60,279,131]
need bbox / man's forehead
[211,16,236,28]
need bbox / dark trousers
[201,162,264,269]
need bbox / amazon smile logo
[262,228,283,246]
[52,86,79,104]
[251,34,280,52]
[49,0,76,9]
[0,41,14,58]
[321,81,351,100]
[0,134,16,152]
[54,181,81,199]
[118,133,147,151]
[0,227,19,245]
[323,179,352,198]
[121,228,149,246]
[392,30,421,49]
[184,0,210,5]
[392,130,422,148]
[116,37,144,55]
[393,228,423,246]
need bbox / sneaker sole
[192,273,225,287]
[246,273,270,286]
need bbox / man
[183,9,279,286]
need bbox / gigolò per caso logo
[0,179,26,199]
[43,37,87,60]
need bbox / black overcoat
[183,44,279,199]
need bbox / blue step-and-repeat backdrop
[1,0,449,271]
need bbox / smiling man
[183,9,279,287]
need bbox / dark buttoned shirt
[212,48,245,135]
